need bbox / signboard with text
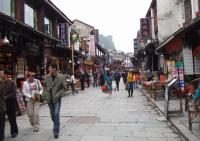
[164,77,178,119]
[140,18,150,38]
[175,61,185,90]
[89,35,96,56]
[134,39,138,49]
[59,23,69,46]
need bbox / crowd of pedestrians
[0,63,142,141]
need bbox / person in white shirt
[23,72,43,132]
[70,73,78,95]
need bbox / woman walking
[70,73,78,95]
[23,72,43,132]
[104,69,112,96]
[127,69,134,97]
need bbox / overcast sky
[51,0,152,53]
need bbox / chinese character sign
[140,18,150,38]
[59,23,69,46]
[134,39,138,49]
[89,35,96,56]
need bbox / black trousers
[80,81,85,90]
[116,81,120,90]
[6,98,18,135]
[87,80,90,87]
[0,112,6,141]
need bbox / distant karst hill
[99,34,116,51]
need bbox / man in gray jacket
[43,63,67,139]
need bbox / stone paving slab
[5,82,183,141]
[141,89,200,141]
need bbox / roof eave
[45,0,73,25]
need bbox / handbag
[194,81,200,101]
[101,85,107,93]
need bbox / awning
[144,40,158,56]
[156,17,200,52]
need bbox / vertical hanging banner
[89,35,96,56]
[140,18,150,38]
[59,23,69,46]
[134,39,138,49]
[175,61,185,90]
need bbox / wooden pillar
[52,17,58,39]
[37,3,44,32]
[15,0,24,21]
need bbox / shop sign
[89,35,95,56]
[167,61,177,79]
[74,40,80,51]
[134,39,138,49]
[140,18,150,38]
[176,61,185,90]
[59,23,69,45]
[164,77,178,119]
[16,89,26,115]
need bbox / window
[0,0,15,17]
[184,0,192,22]
[24,4,37,28]
[44,17,52,36]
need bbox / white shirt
[22,79,43,101]
[70,75,76,84]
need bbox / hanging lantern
[2,36,10,45]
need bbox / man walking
[79,72,85,91]
[85,71,90,87]
[43,63,67,139]
[0,69,6,141]
[114,70,121,91]
[0,69,18,138]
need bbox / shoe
[11,133,18,138]
[54,135,59,139]
[34,127,39,132]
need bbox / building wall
[191,0,198,18]
[72,21,94,38]
[157,0,184,42]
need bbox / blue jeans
[48,100,61,136]
[128,82,133,97]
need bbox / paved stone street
[5,82,184,141]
